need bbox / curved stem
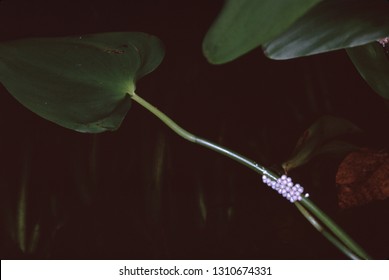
[130,92,278,179]
[129,92,371,259]
[129,92,196,143]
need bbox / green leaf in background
[0,32,164,133]
[347,41,389,99]
[282,116,362,173]
[202,0,321,64]
[264,0,389,60]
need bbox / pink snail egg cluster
[262,174,309,203]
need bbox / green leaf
[264,0,389,60]
[0,32,164,133]
[347,41,389,99]
[202,0,321,64]
[282,116,362,173]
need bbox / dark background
[0,0,388,259]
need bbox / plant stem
[129,92,278,180]
[129,92,371,259]
[295,202,360,260]
[300,198,371,259]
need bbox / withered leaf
[336,149,389,209]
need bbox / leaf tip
[202,41,224,65]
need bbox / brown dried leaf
[336,149,389,209]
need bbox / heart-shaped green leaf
[264,0,389,60]
[0,32,164,133]
[202,0,321,64]
[282,116,362,173]
[347,41,389,99]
